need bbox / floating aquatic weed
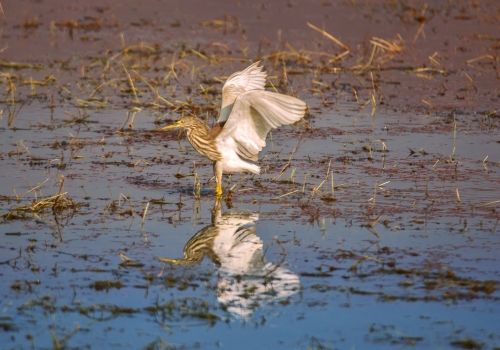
[89,280,124,292]
[450,337,485,349]
[118,252,144,268]
[0,316,17,332]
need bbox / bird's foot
[215,184,223,196]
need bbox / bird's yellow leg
[215,183,223,196]
[213,161,223,197]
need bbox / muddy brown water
[1,0,499,349]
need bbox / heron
[160,61,307,196]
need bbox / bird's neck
[184,121,223,161]
[186,120,210,139]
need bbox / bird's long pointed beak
[159,121,183,131]
[157,256,182,264]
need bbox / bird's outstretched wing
[219,61,267,122]
[217,90,306,161]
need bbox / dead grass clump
[13,192,82,214]
[20,14,41,30]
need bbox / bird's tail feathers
[245,163,260,175]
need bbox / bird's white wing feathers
[222,61,266,92]
[217,90,306,161]
[218,61,267,123]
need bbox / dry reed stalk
[371,36,405,53]
[476,200,500,208]
[122,64,140,104]
[355,44,377,74]
[272,190,298,200]
[428,52,442,67]
[462,70,478,92]
[227,176,245,193]
[307,22,349,51]
[141,202,149,223]
[409,67,447,75]
[20,178,49,197]
[422,99,436,108]
[0,3,5,20]
[466,54,496,66]
[302,172,312,194]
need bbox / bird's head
[159,116,206,132]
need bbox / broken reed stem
[122,64,139,104]
[57,175,65,194]
[357,44,377,74]
[451,115,457,161]
[272,190,298,200]
[302,172,312,193]
[8,74,16,107]
[20,178,49,197]
[272,140,303,181]
[466,54,496,65]
[310,178,327,201]
[23,178,38,202]
[31,192,68,211]
[135,70,174,106]
[267,78,279,93]
[307,22,349,51]
[289,168,296,183]
[272,163,291,181]
[325,158,332,177]
[476,200,500,208]
[223,175,232,193]
[413,20,426,45]
[228,175,245,192]
[372,181,377,207]
[331,171,335,198]
[13,188,20,201]
[119,193,129,207]
[141,202,149,223]
[462,70,478,92]
[456,188,461,203]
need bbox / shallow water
[2,102,499,349]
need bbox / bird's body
[161,61,306,195]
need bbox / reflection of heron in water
[158,201,300,317]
